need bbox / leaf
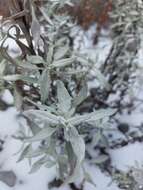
[72,83,88,107]
[66,142,76,173]
[68,127,85,164]
[84,170,96,188]
[31,5,41,48]
[14,85,23,111]
[101,134,109,148]
[39,7,53,25]
[26,148,46,158]
[58,155,68,180]
[27,55,45,65]
[64,127,85,183]
[55,37,67,47]
[25,117,41,135]
[94,68,111,90]
[3,74,23,81]
[25,126,56,142]
[76,55,111,90]
[47,45,54,65]
[17,144,32,162]
[24,97,56,113]
[91,155,109,165]
[3,75,37,84]
[18,62,38,71]
[24,109,60,125]
[57,80,72,113]
[76,55,89,66]
[52,57,74,68]
[29,156,47,173]
[0,60,6,76]
[20,76,37,84]
[68,109,116,126]
[39,69,51,103]
[54,44,69,60]
[45,160,55,168]
[93,130,101,147]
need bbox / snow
[0,108,18,136]
[110,142,143,171]
[84,165,119,190]
[0,108,56,190]
[1,90,14,105]
[71,24,112,66]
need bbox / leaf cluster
[0,0,115,184]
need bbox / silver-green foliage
[0,0,115,185]
[17,80,115,183]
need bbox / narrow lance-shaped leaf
[17,144,32,162]
[66,142,76,175]
[91,155,109,165]
[0,60,6,76]
[58,155,68,180]
[3,75,37,84]
[68,127,85,164]
[26,148,45,158]
[29,156,47,174]
[94,68,111,90]
[45,160,56,168]
[25,116,41,135]
[25,126,56,142]
[24,109,60,125]
[14,85,23,111]
[39,7,53,25]
[64,127,85,183]
[57,80,72,113]
[54,44,69,60]
[68,108,116,126]
[47,45,54,65]
[27,55,45,65]
[72,83,88,107]
[39,69,51,103]
[52,57,74,68]
[31,5,41,48]
[17,62,38,71]
[83,169,96,188]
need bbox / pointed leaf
[57,80,72,113]
[73,84,88,107]
[17,144,32,162]
[31,6,41,48]
[29,156,47,173]
[24,109,60,125]
[39,69,51,103]
[52,57,74,68]
[91,155,109,164]
[25,126,56,142]
[27,55,45,64]
[94,68,111,90]
[68,109,116,126]
[68,127,85,164]
[26,117,41,135]
[54,45,69,60]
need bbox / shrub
[0,0,115,185]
